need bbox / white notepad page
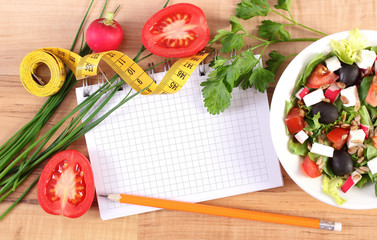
[76,63,283,220]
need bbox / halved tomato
[141,3,210,58]
[302,155,321,178]
[306,63,339,89]
[326,127,349,150]
[37,150,95,218]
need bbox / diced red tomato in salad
[302,155,322,178]
[285,107,305,134]
[326,128,350,150]
[365,78,377,107]
[306,63,339,89]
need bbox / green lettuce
[322,176,345,205]
[288,138,308,156]
[330,28,367,65]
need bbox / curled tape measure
[19,47,209,97]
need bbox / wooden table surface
[1,0,377,239]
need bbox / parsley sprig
[201,0,327,115]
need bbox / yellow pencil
[100,194,341,231]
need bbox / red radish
[341,171,361,193]
[86,12,123,52]
[324,83,341,103]
[295,87,309,100]
[360,124,370,139]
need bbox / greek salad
[285,29,377,205]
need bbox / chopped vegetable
[302,155,321,178]
[141,3,210,58]
[365,78,377,107]
[86,12,123,52]
[330,28,367,65]
[322,176,345,205]
[37,150,95,218]
[326,128,349,150]
[306,63,339,89]
[285,107,305,134]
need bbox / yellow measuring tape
[19,48,209,97]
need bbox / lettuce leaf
[330,28,367,65]
[322,175,345,205]
[288,138,308,156]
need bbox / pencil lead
[99,194,108,198]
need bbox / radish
[86,12,123,52]
[341,171,361,193]
[295,87,309,100]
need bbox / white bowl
[270,30,377,209]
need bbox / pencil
[100,194,342,231]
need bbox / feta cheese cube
[367,157,377,174]
[295,130,309,144]
[325,56,342,72]
[340,86,360,107]
[310,142,334,157]
[347,129,365,148]
[356,50,377,69]
[303,89,324,107]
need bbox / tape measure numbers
[19,47,208,97]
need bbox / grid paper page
[76,64,283,220]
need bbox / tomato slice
[302,155,321,178]
[141,3,210,58]
[37,150,95,218]
[285,107,305,134]
[326,128,349,150]
[365,79,377,107]
[306,63,339,89]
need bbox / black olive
[311,102,338,124]
[330,150,354,176]
[338,63,360,87]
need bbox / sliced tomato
[306,63,339,89]
[141,3,210,58]
[37,150,95,218]
[372,135,377,149]
[302,155,322,178]
[326,128,349,150]
[285,107,305,134]
[365,79,377,107]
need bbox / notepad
[75,63,283,220]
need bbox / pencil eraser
[334,222,342,231]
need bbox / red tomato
[285,107,305,134]
[86,12,123,52]
[326,128,349,150]
[37,150,95,218]
[365,80,377,107]
[141,3,210,58]
[306,64,339,89]
[302,155,321,178]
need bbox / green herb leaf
[235,0,271,20]
[288,139,308,156]
[274,0,292,11]
[210,29,234,44]
[266,50,287,74]
[249,66,275,92]
[201,78,232,115]
[220,32,245,53]
[258,20,290,41]
[209,56,228,69]
[230,16,247,33]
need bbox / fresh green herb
[202,0,327,114]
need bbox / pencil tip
[99,194,108,198]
